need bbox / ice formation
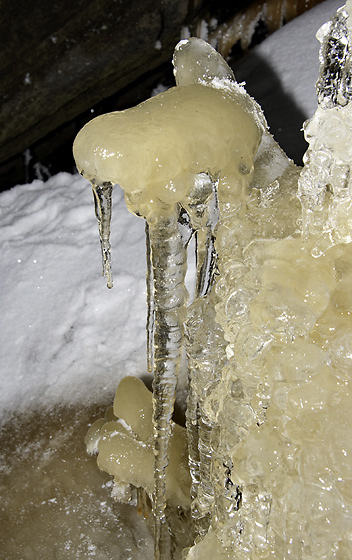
[85,377,191,511]
[73,37,267,560]
[73,4,352,558]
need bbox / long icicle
[146,222,155,373]
[148,209,188,560]
[183,176,220,535]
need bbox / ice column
[148,209,188,560]
[73,55,264,559]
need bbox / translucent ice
[73,36,267,560]
[74,8,352,559]
[299,2,352,244]
[92,183,114,288]
[73,83,263,214]
[172,37,235,87]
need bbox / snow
[0,0,344,424]
[0,173,148,422]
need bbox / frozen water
[92,183,114,288]
[235,0,344,162]
[72,39,267,557]
[0,2,341,425]
[173,37,235,86]
[1,2,351,560]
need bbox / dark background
[0,0,324,190]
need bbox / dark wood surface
[0,0,324,189]
[0,0,202,170]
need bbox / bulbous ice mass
[85,377,191,510]
[173,37,235,87]
[73,83,263,218]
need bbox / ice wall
[186,3,352,559]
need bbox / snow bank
[0,173,147,422]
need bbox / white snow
[0,173,148,422]
[0,0,344,424]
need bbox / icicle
[182,174,219,299]
[92,183,114,289]
[146,222,155,374]
[137,487,149,519]
[194,227,216,298]
[180,174,220,536]
[148,208,188,560]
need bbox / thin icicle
[146,222,155,374]
[194,226,217,299]
[183,175,219,299]
[92,183,114,289]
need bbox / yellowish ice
[73,7,352,559]
[85,377,191,510]
[73,82,263,217]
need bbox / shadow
[233,50,309,165]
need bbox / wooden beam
[0,0,201,164]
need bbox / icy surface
[183,2,352,558]
[299,1,352,245]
